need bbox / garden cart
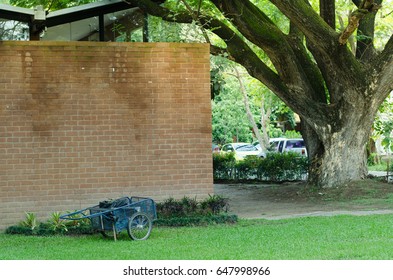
[60,196,157,241]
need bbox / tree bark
[356,0,383,61]
[320,0,336,29]
[306,108,373,187]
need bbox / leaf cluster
[6,211,93,236]
[213,152,309,182]
[157,194,230,218]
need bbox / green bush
[213,152,236,179]
[234,155,259,179]
[155,195,236,226]
[200,194,229,215]
[154,215,238,227]
[213,152,309,182]
[258,152,308,181]
[157,194,230,219]
[5,212,94,236]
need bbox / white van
[269,138,308,157]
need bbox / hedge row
[155,195,237,226]
[213,152,309,181]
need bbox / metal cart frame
[60,196,157,241]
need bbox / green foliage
[156,195,234,226]
[6,211,93,236]
[213,152,309,182]
[234,155,259,179]
[213,152,236,179]
[367,152,379,166]
[373,94,393,154]
[9,0,92,10]
[157,197,184,217]
[154,214,238,227]
[49,212,68,233]
[210,57,297,144]
[200,194,229,215]
[19,212,37,230]
[157,195,230,218]
[62,210,91,228]
[284,130,302,139]
[257,152,308,181]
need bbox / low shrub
[6,194,235,235]
[213,152,236,179]
[156,195,236,227]
[157,194,229,218]
[154,214,238,227]
[5,212,94,236]
[213,152,309,182]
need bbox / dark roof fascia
[0,3,34,22]
[1,0,165,27]
[45,0,133,27]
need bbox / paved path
[252,209,393,220]
[214,183,393,220]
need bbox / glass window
[0,19,29,40]
[236,145,257,151]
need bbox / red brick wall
[0,41,213,230]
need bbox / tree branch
[179,0,211,44]
[320,0,336,29]
[123,0,193,23]
[339,0,382,45]
[269,0,338,53]
[210,1,326,103]
[122,0,345,130]
[288,23,327,104]
[229,68,268,151]
[371,35,393,102]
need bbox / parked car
[252,141,268,158]
[269,138,307,157]
[252,141,262,151]
[267,138,287,152]
[221,142,261,160]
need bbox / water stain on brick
[26,54,62,133]
[1,41,212,230]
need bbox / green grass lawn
[1,214,393,260]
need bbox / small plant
[213,152,236,179]
[200,194,229,215]
[157,197,184,218]
[20,212,37,230]
[180,196,199,215]
[155,195,234,226]
[63,211,90,228]
[49,212,68,232]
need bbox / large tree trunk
[304,91,377,188]
[307,128,370,188]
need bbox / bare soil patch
[214,178,393,220]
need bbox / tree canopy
[123,0,393,188]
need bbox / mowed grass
[1,214,393,260]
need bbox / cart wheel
[127,212,152,240]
